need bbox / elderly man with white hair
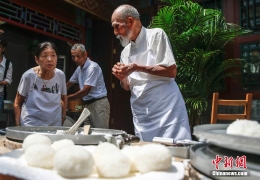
[111,5,191,142]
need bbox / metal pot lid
[193,124,260,155]
[190,144,260,180]
[5,126,127,145]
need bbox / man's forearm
[136,64,177,78]
[0,80,8,86]
[67,93,81,101]
[66,81,74,90]
[120,78,130,91]
[68,88,90,101]
[116,63,177,79]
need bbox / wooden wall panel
[64,0,116,22]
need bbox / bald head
[112,5,140,22]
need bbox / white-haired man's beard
[117,28,132,47]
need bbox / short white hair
[116,5,140,21]
[71,44,86,52]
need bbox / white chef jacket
[120,27,191,142]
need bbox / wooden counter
[0,136,11,155]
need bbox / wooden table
[0,136,18,180]
[0,136,11,155]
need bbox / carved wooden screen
[0,0,84,43]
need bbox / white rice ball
[24,144,56,169]
[55,130,65,135]
[83,145,97,155]
[227,119,260,137]
[135,144,172,173]
[22,134,51,152]
[94,150,130,178]
[54,146,94,178]
[93,142,119,158]
[51,139,74,151]
[121,145,141,172]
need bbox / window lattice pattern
[241,42,260,90]
[240,0,260,33]
[57,56,66,72]
[0,0,83,42]
[198,0,222,10]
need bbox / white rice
[22,134,51,152]
[121,145,141,172]
[54,146,94,178]
[93,142,119,158]
[134,144,172,173]
[93,142,130,178]
[51,139,74,151]
[94,150,130,178]
[226,119,260,138]
[24,144,56,169]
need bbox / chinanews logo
[211,155,249,177]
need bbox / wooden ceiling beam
[64,0,116,22]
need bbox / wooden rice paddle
[64,108,90,135]
[84,125,90,135]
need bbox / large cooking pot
[5,126,140,147]
[68,99,84,112]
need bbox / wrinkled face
[0,44,5,55]
[71,48,87,67]
[35,46,57,71]
[111,13,132,47]
[117,26,132,47]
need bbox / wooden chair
[210,93,253,124]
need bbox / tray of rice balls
[193,119,260,155]
[0,131,185,179]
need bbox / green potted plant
[149,0,251,127]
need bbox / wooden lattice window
[241,42,260,90]
[57,55,66,72]
[198,0,222,10]
[0,0,83,43]
[240,0,260,33]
